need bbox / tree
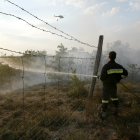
[22,50,47,69]
[52,43,68,71]
[24,50,47,56]
[56,44,67,57]
[48,43,73,83]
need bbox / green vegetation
[0,63,20,89]
[24,50,47,56]
[52,43,68,71]
[68,74,88,98]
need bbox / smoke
[0,57,48,93]
[102,40,140,66]
[0,47,95,93]
[102,40,140,82]
[1,41,140,94]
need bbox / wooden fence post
[88,35,104,98]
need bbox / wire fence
[0,48,140,139]
[0,48,97,139]
[0,3,99,137]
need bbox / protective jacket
[100,60,128,84]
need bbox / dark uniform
[100,59,128,114]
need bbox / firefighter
[100,51,128,119]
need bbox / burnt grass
[0,83,140,140]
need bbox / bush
[68,75,88,98]
[0,63,20,89]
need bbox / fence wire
[4,0,97,48]
[0,48,139,139]
[0,48,97,139]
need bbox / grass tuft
[39,110,70,131]
[68,75,88,98]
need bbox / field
[0,81,140,140]
[0,57,140,140]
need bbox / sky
[0,0,140,55]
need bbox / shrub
[68,75,88,98]
[0,63,20,89]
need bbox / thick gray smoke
[104,40,140,66]
[102,40,140,82]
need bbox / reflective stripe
[111,98,119,101]
[107,69,123,74]
[102,100,109,103]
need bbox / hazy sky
[0,0,140,54]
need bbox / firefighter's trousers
[102,83,119,112]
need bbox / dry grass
[0,82,140,140]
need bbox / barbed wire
[0,47,24,55]
[0,47,97,78]
[50,55,96,60]
[0,55,95,60]
[0,12,74,41]
[5,0,97,48]
[0,47,96,59]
